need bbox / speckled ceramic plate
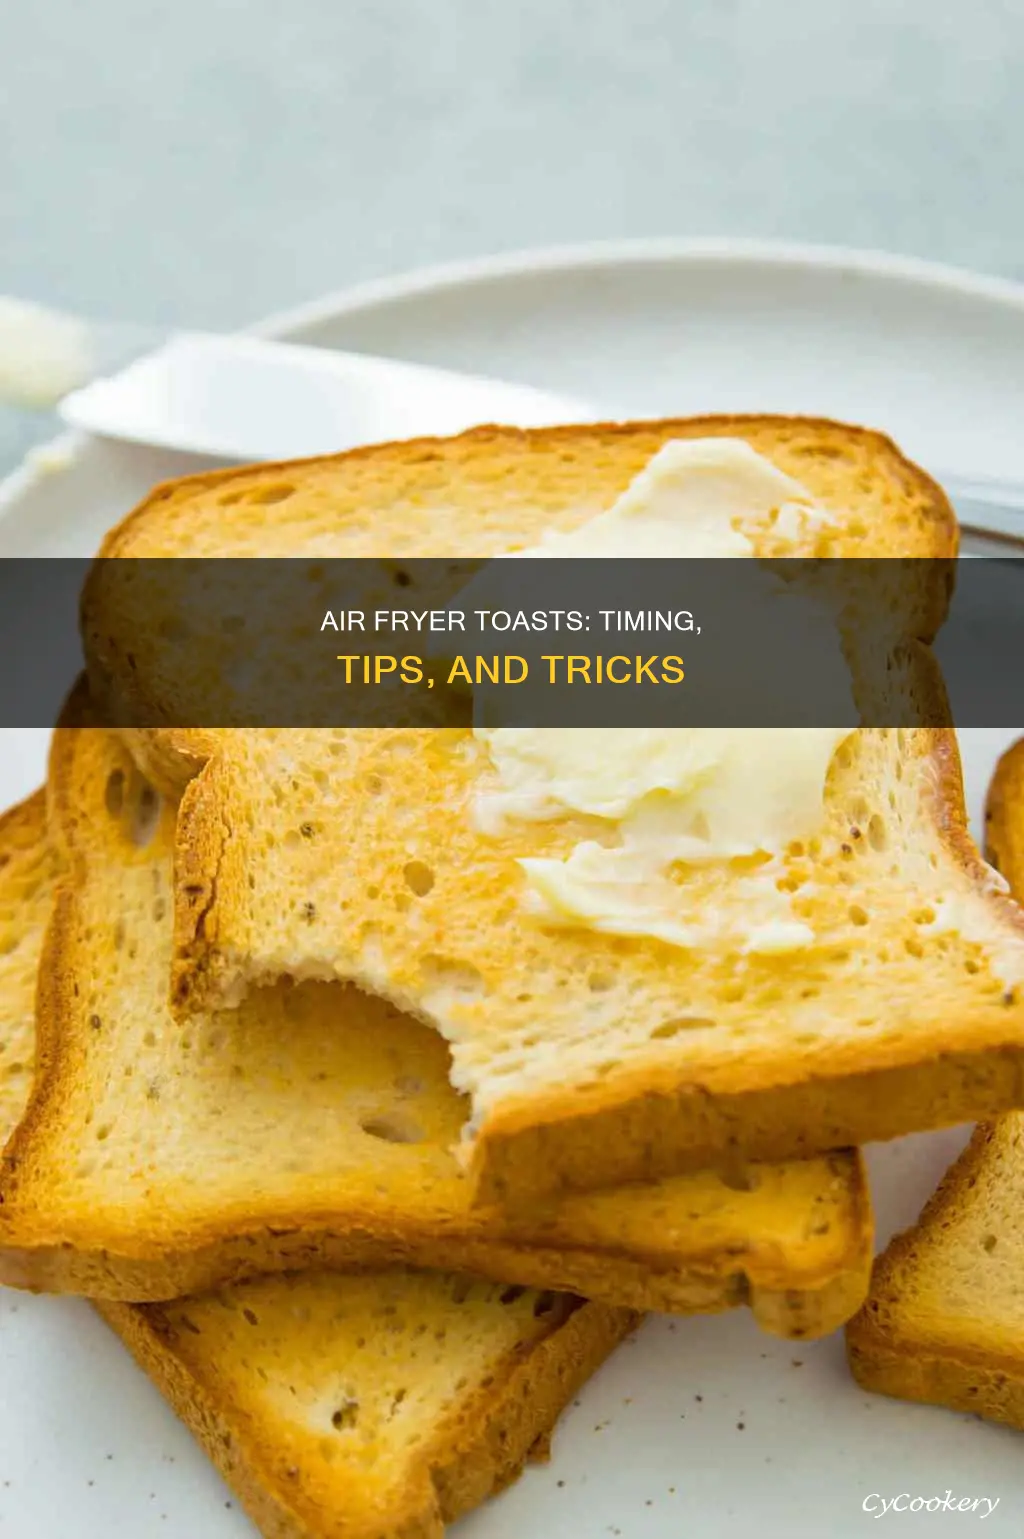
[1,239,1022,1538]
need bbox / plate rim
[8,235,1024,512]
[250,235,1024,339]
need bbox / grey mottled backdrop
[2,0,1021,468]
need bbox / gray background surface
[2,0,1022,470]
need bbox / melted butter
[473,437,852,951]
[512,436,824,559]
[476,727,850,950]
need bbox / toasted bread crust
[984,736,1024,897]
[848,1329,1024,1431]
[0,786,59,1155]
[0,722,872,1336]
[98,1291,636,1539]
[845,1123,1024,1428]
[93,414,959,561]
[844,740,1024,1427]
[0,788,49,865]
[473,1045,1024,1207]
[0,1192,871,1339]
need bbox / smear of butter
[478,726,849,950]
[0,297,91,410]
[472,437,851,951]
[442,436,832,661]
[512,436,823,560]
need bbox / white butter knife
[2,295,1023,546]
[0,297,593,456]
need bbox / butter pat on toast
[82,418,1024,1206]
[0,719,871,1335]
[0,788,635,1539]
[845,735,1024,1428]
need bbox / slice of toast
[82,418,1024,1208]
[985,735,1024,898]
[0,789,60,1125]
[845,1116,1024,1428]
[88,414,955,805]
[0,718,872,1337]
[98,1273,632,1539]
[844,736,1024,1427]
[0,790,637,1539]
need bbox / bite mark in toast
[80,416,1024,1208]
[0,720,871,1335]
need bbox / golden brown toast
[88,413,957,793]
[845,736,1024,1428]
[0,785,635,1539]
[986,736,1024,898]
[0,789,59,1123]
[845,1116,1024,1429]
[98,1275,632,1539]
[0,720,871,1335]
[77,416,1024,1211]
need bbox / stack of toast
[4,414,1024,1535]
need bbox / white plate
[1,239,1022,1538]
